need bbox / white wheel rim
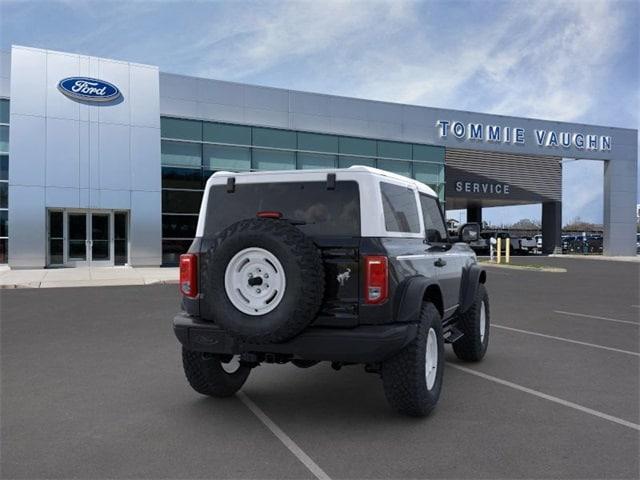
[222,355,241,374]
[479,301,486,343]
[425,328,438,390]
[224,247,286,316]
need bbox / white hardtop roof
[206,165,437,198]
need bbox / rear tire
[452,283,490,362]
[182,348,251,397]
[381,302,444,417]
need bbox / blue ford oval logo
[58,77,121,102]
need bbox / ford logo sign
[58,77,121,102]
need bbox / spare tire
[204,218,324,344]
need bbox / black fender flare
[394,275,444,323]
[458,264,486,313]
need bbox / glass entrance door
[90,213,111,265]
[67,213,88,265]
[48,210,129,267]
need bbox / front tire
[452,283,490,362]
[182,348,251,397]
[381,302,444,417]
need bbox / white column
[603,145,638,256]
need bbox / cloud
[190,0,421,81]
[174,0,633,130]
[1,0,636,222]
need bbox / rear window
[380,182,420,233]
[205,181,360,237]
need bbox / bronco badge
[336,268,351,286]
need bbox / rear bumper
[173,312,418,363]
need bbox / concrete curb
[480,262,567,273]
[549,254,640,263]
[0,279,179,289]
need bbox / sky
[1,0,638,225]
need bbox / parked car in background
[518,236,537,254]
[563,234,603,254]
[534,234,543,254]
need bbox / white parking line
[449,364,640,432]
[238,391,331,480]
[554,310,639,326]
[492,324,640,357]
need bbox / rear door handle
[434,258,447,267]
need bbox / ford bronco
[173,166,489,416]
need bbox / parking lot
[1,257,638,479]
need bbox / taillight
[179,254,198,298]
[364,255,388,304]
[257,211,282,219]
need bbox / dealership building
[0,45,637,268]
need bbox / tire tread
[382,302,443,417]
[452,283,489,361]
[182,348,250,397]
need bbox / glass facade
[0,99,8,264]
[160,116,446,264]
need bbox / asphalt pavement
[1,257,638,479]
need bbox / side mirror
[459,223,480,243]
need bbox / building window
[298,132,339,153]
[252,127,296,149]
[0,182,7,209]
[378,140,412,160]
[339,137,377,157]
[413,144,445,163]
[0,126,8,154]
[0,155,7,180]
[162,214,198,238]
[161,140,201,167]
[162,166,202,190]
[297,152,337,169]
[203,144,250,171]
[162,190,203,214]
[161,117,202,141]
[252,148,296,171]
[203,122,251,145]
[0,99,8,124]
